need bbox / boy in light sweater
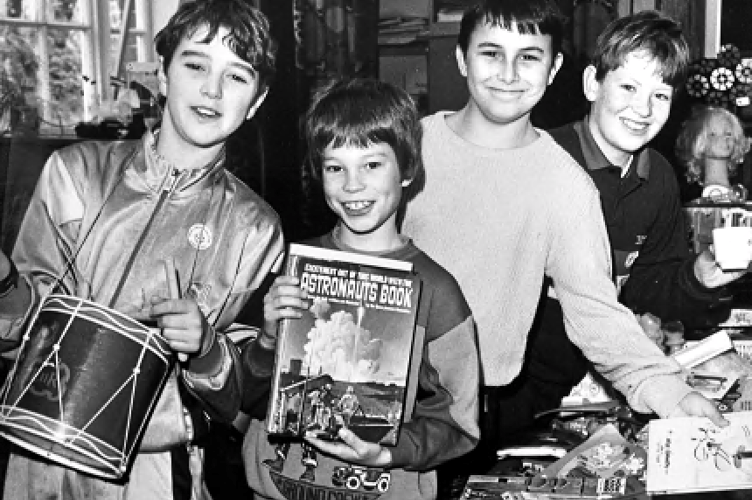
[401,0,726,466]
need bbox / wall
[152,0,180,35]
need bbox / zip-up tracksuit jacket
[0,130,284,500]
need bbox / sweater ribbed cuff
[631,373,693,418]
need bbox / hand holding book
[305,427,393,468]
[669,392,729,428]
[261,275,310,350]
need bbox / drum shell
[0,294,175,479]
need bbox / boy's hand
[150,296,211,357]
[261,275,309,348]
[304,428,392,468]
[694,249,746,288]
[668,391,729,428]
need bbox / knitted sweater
[402,111,692,417]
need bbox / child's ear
[401,178,413,187]
[548,53,564,85]
[456,45,468,77]
[157,56,168,97]
[582,65,600,103]
[245,87,269,120]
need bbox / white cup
[712,226,752,271]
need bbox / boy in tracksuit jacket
[0,1,282,498]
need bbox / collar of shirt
[573,119,651,181]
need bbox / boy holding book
[242,78,480,500]
[0,0,283,498]
[401,0,726,464]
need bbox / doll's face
[705,118,735,160]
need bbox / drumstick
[163,258,188,363]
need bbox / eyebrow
[476,42,545,53]
[178,49,256,74]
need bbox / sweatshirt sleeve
[239,337,276,419]
[389,274,480,470]
[546,171,693,417]
[619,152,730,329]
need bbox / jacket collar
[134,128,226,195]
[574,118,651,180]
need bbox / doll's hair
[675,106,750,184]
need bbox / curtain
[293,0,379,88]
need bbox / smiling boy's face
[157,24,267,161]
[456,21,562,127]
[584,52,674,167]
[321,142,409,253]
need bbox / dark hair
[155,0,277,91]
[302,78,425,221]
[304,78,423,184]
[457,0,565,56]
[591,10,689,89]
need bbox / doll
[676,105,751,202]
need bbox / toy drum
[0,294,175,479]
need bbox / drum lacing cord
[49,149,135,297]
[65,312,163,466]
[0,297,81,423]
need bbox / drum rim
[40,294,174,362]
[0,429,123,480]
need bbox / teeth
[345,201,371,210]
[195,107,219,117]
[623,119,647,131]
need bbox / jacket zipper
[108,168,181,308]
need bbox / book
[646,411,752,495]
[460,473,634,499]
[265,243,422,446]
[539,424,647,487]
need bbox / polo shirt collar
[574,118,651,180]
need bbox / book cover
[266,243,422,446]
[539,424,647,485]
[646,411,752,495]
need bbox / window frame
[0,0,155,135]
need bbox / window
[0,0,155,136]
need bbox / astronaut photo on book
[266,244,422,447]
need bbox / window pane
[109,32,141,75]
[1,0,39,20]
[44,28,84,134]
[0,25,40,104]
[49,0,84,24]
[109,0,139,30]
